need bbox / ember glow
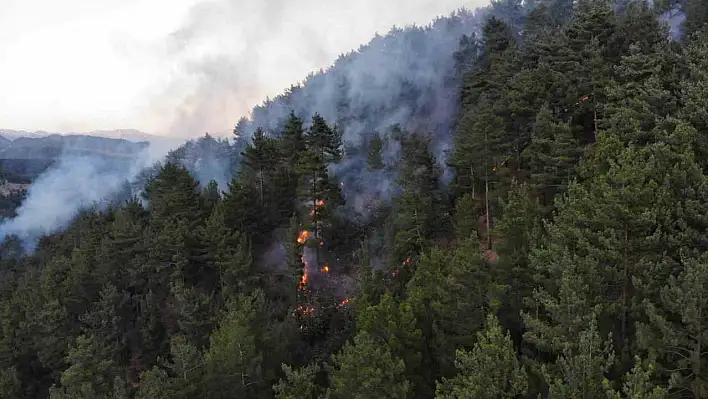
[297,230,310,244]
[296,305,315,316]
[298,268,309,290]
[321,264,330,273]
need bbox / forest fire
[309,200,326,216]
[321,265,330,273]
[338,298,351,307]
[296,304,315,316]
[298,269,309,290]
[402,256,412,266]
[297,230,309,244]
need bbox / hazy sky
[0,0,485,137]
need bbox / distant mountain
[0,130,49,140]
[0,128,161,143]
[0,134,149,160]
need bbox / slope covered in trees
[3,0,708,397]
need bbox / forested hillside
[2,0,708,397]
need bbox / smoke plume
[231,7,490,217]
[0,138,180,249]
[142,0,486,137]
[3,0,689,251]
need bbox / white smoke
[0,137,180,249]
[139,0,488,137]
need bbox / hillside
[0,133,152,186]
[0,134,148,159]
[2,0,708,398]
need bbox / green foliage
[6,4,708,399]
[0,367,22,399]
[203,291,266,398]
[49,334,120,398]
[435,314,528,399]
[604,356,666,399]
[545,315,615,399]
[326,332,411,399]
[273,363,323,399]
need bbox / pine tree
[604,356,666,399]
[136,335,204,399]
[272,363,323,399]
[295,114,344,267]
[240,127,280,241]
[679,28,708,171]
[642,252,708,397]
[0,367,21,399]
[405,246,493,397]
[526,124,708,377]
[392,131,446,264]
[280,111,307,164]
[203,290,266,398]
[169,279,216,348]
[603,42,678,145]
[200,180,220,215]
[545,315,615,399]
[521,104,580,209]
[78,283,128,361]
[326,331,411,399]
[452,16,518,197]
[493,183,543,345]
[435,314,528,399]
[198,200,254,300]
[49,335,120,398]
[682,0,708,39]
[356,292,423,389]
[615,0,667,54]
[142,163,203,231]
[453,193,481,240]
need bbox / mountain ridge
[0,128,159,143]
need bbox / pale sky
[0,0,485,137]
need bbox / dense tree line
[2,0,708,397]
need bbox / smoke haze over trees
[2,0,708,397]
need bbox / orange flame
[298,270,308,290]
[339,298,351,307]
[321,265,330,273]
[297,230,309,244]
[296,305,315,316]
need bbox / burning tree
[285,115,359,351]
[295,113,344,269]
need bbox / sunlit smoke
[0,137,181,250]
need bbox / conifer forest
[3,0,708,397]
